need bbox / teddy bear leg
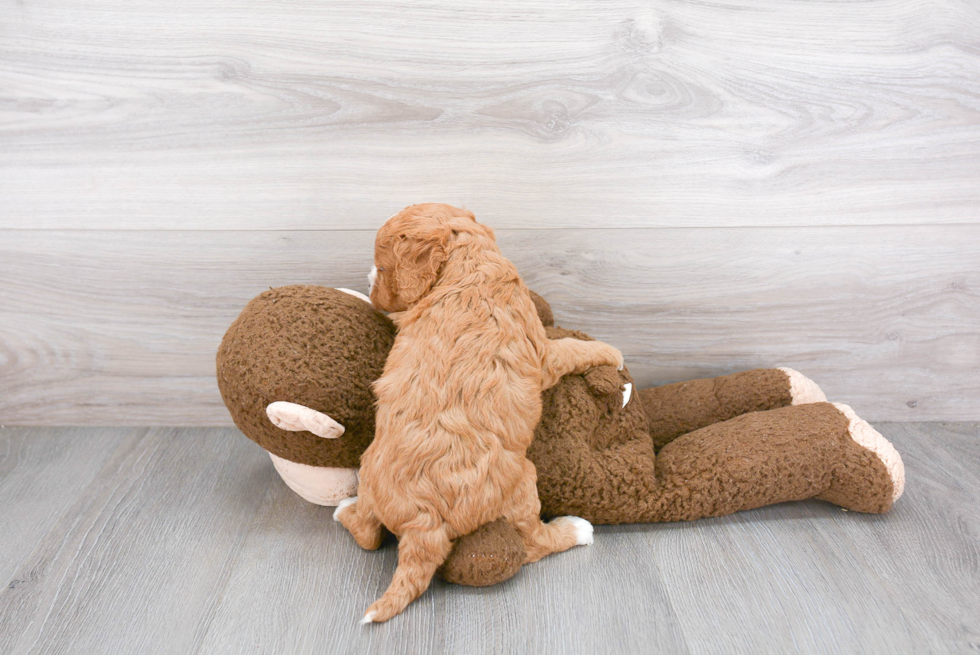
[646,402,903,522]
[638,368,826,451]
[814,403,905,513]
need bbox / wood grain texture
[834,422,980,650]
[0,427,271,655]
[0,427,127,587]
[0,425,977,654]
[1,0,979,229]
[1,226,977,424]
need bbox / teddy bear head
[216,285,396,469]
[216,283,637,515]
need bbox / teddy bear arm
[638,368,825,451]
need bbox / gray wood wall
[2,0,978,424]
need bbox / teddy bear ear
[266,402,346,439]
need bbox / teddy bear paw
[778,367,827,404]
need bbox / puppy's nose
[368,266,378,294]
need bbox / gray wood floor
[1,424,977,654]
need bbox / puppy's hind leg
[505,460,593,563]
[334,497,385,551]
[362,525,452,623]
[542,337,623,389]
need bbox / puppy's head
[370,203,494,312]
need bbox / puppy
[335,203,623,623]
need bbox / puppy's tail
[361,525,452,624]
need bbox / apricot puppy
[335,203,623,623]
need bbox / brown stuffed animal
[217,285,904,587]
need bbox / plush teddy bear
[217,285,905,586]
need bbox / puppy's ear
[392,230,449,305]
[446,212,495,242]
[478,223,496,242]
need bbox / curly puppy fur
[336,204,621,622]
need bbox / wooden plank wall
[1,0,978,424]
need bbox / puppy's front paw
[333,496,358,522]
[598,344,624,371]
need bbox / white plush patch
[332,495,359,521]
[266,401,345,439]
[622,383,633,408]
[367,266,378,295]
[832,403,906,503]
[360,610,377,625]
[336,287,371,304]
[778,367,827,404]
[269,453,359,506]
[552,516,594,545]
